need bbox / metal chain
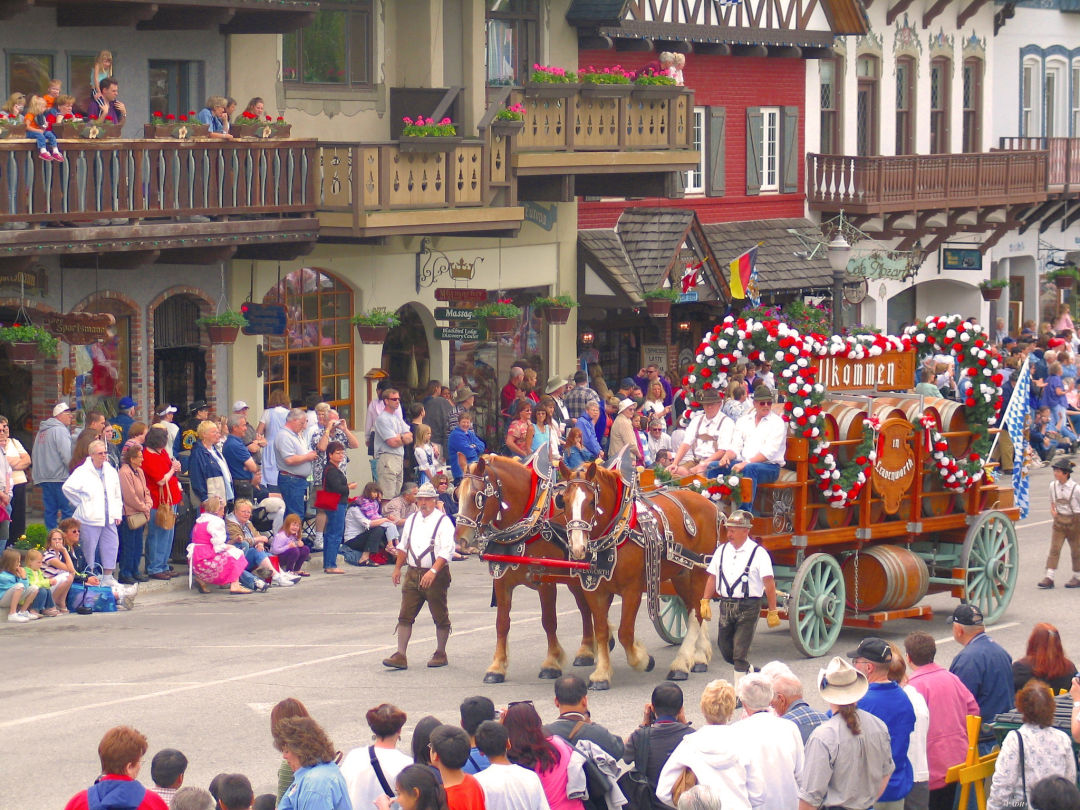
[853,547,861,615]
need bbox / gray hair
[227,414,246,431]
[736,673,774,711]
[759,660,795,681]
[510,366,525,380]
[287,407,307,422]
[88,439,107,455]
[172,787,215,810]
[401,482,419,495]
[449,375,464,390]
[676,785,725,810]
[772,672,805,701]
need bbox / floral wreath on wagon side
[679,314,1003,508]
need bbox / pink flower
[402,116,413,125]
[440,117,451,125]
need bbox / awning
[702,218,834,294]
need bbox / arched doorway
[263,268,355,422]
[154,294,208,411]
[75,295,138,419]
[382,304,431,407]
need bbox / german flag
[729,245,758,300]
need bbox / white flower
[708,358,716,367]
[915,333,926,343]
[792,406,804,417]
[788,383,799,394]
[704,346,714,357]
[687,375,697,384]
[797,358,809,368]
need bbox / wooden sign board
[642,344,667,372]
[812,351,915,392]
[872,417,916,513]
[434,306,475,321]
[435,326,486,341]
[42,312,115,344]
[435,288,487,303]
[240,303,288,336]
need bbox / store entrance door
[155,348,206,411]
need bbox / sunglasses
[507,700,534,708]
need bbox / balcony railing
[3,0,318,32]
[0,138,317,226]
[316,139,524,238]
[806,152,1049,214]
[999,137,1080,192]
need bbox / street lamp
[827,232,852,334]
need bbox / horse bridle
[455,470,503,530]
[459,462,552,546]
[563,474,634,552]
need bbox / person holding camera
[623,682,693,810]
[1031,407,1064,463]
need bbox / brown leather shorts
[397,566,452,629]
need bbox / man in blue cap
[110,396,137,446]
[948,603,1014,754]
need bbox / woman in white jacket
[62,439,123,585]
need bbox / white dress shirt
[904,684,931,784]
[732,411,787,466]
[733,709,804,810]
[706,539,773,599]
[400,508,456,568]
[340,745,413,810]
[682,409,735,462]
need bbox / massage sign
[680,314,1004,509]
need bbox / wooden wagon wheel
[788,553,846,658]
[959,510,1019,625]
[653,594,688,645]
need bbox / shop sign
[940,246,983,271]
[0,265,47,296]
[240,303,288,336]
[812,351,915,391]
[641,344,667,371]
[524,202,557,231]
[434,307,476,321]
[847,252,913,281]
[678,291,698,303]
[42,312,115,344]
[435,326,486,341]
[872,417,916,513]
[435,288,487,303]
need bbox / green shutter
[746,108,763,196]
[706,107,726,197]
[781,106,800,194]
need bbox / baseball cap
[847,637,893,664]
[118,396,137,409]
[157,404,177,416]
[52,402,70,417]
[233,400,249,412]
[620,377,637,389]
[950,604,984,626]
[190,400,208,412]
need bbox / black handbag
[617,727,654,810]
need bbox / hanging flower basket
[197,311,248,345]
[0,324,58,364]
[542,306,572,325]
[484,316,516,334]
[1048,267,1080,289]
[531,294,577,326]
[206,325,241,344]
[491,120,525,136]
[980,287,1003,301]
[356,325,390,344]
[351,307,401,344]
[646,299,672,317]
[475,300,522,336]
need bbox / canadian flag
[681,262,702,294]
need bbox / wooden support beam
[980,221,1019,254]
[235,240,316,261]
[614,37,655,52]
[1040,201,1070,233]
[58,1,158,25]
[155,245,237,265]
[579,34,614,50]
[219,9,315,34]
[138,6,234,28]
[654,39,693,54]
[768,45,803,58]
[922,0,950,27]
[731,44,769,58]
[61,250,160,269]
[957,0,990,28]
[1016,200,1059,235]
[886,0,915,26]
[801,47,836,59]
[692,42,731,55]
[1064,202,1080,231]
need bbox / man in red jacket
[65,726,168,810]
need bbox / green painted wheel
[960,510,1019,624]
[788,553,846,658]
[653,594,688,645]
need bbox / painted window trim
[686,106,706,195]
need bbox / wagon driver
[666,388,734,476]
[707,385,786,510]
[1040,456,1080,589]
[383,481,455,671]
[699,509,780,677]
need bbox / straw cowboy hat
[817,656,869,706]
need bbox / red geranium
[266,115,272,121]
[179,115,187,121]
[166,113,176,121]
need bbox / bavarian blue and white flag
[1004,357,1032,519]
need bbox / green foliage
[196,311,249,328]
[351,307,401,328]
[782,299,831,335]
[634,74,677,86]
[1048,266,1080,281]
[13,523,48,551]
[0,324,58,356]
[531,294,577,311]
[979,278,1010,290]
[641,287,680,302]
[474,300,522,319]
[530,65,577,84]
[579,66,633,84]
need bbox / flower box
[0,124,27,140]
[980,287,1004,301]
[5,342,37,364]
[1055,276,1076,290]
[143,123,208,139]
[646,299,672,317]
[356,325,390,344]
[206,325,241,344]
[398,135,462,153]
[541,306,572,325]
[630,85,684,101]
[231,123,291,139]
[523,82,582,99]
[485,316,517,335]
[52,122,122,140]
[579,84,633,98]
[491,120,525,136]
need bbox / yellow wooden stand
[945,716,997,810]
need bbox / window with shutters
[686,107,705,194]
[930,57,950,154]
[895,56,915,155]
[746,106,798,196]
[963,57,983,151]
[820,58,842,154]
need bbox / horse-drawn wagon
[458,314,1018,687]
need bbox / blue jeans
[145,507,175,575]
[41,482,75,531]
[323,502,346,569]
[30,130,58,152]
[242,544,270,572]
[277,474,308,526]
[706,461,780,512]
[32,587,55,611]
[118,520,146,579]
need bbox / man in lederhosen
[666,389,734,477]
[383,482,456,670]
[1039,457,1080,589]
[699,509,780,676]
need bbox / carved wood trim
[886,0,914,27]
[922,0,950,28]
[957,0,989,29]
[624,0,824,30]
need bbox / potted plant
[524,64,580,98]
[0,323,59,364]
[578,65,634,97]
[196,311,249,344]
[52,116,122,139]
[641,287,680,317]
[475,299,522,334]
[531,294,577,325]
[979,278,1010,301]
[632,67,681,100]
[351,307,401,344]
[399,114,460,152]
[232,112,291,139]
[491,103,527,136]
[0,112,27,139]
[1048,266,1080,289]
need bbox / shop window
[283,0,373,88]
[79,298,134,419]
[485,0,540,85]
[895,56,915,155]
[8,52,54,97]
[263,268,354,422]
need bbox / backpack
[567,721,618,810]
[616,728,654,810]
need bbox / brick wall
[578,50,807,229]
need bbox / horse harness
[458,462,551,548]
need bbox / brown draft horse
[456,454,604,684]
[560,460,721,690]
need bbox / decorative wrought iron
[414,236,486,292]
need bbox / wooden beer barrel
[821,403,866,463]
[841,544,930,612]
[922,397,972,457]
[921,471,957,517]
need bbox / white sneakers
[273,571,298,587]
[8,612,29,623]
[100,574,119,587]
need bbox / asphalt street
[1,461,1075,809]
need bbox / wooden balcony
[0,0,317,32]
[999,137,1080,194]
[0,138,319,263]
[317,140,524,239]
[504,86,700,200]
[806,152,1049,215]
